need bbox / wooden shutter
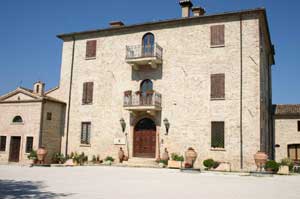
[86,40,97,58]
[211,122,225,148]
[81,122,91,145]
[0,136,6,151]
[211,74,225,99]
[211,25,225,46]
[82,82,94,104]
[25,137,33,153]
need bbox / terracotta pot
[254,151,268,171]
[185,147,198,167]
[123,156,129,161]
[161,148,169,161]
[118,148,125,163]
[37,147,48,163]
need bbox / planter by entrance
[185,147,197,168]
[168,160,182,169]
[254,151,268,171]
[37,147,48,164]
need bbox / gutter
[39,100,45,148]
[239,14,244,170]
[65,36,76,156]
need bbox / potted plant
[278,158,294,175]
[168,153,184,169]
[254,151,268,172]
[159,159,168,168]
[52,153,66,164]
[27,150,37,165]
[36,147,48,164]
[265,160,280,173]
[203,159,220,170]
[185,147,198,168]
[104,156,115,165]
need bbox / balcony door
[133,118,156,158]
[142,33,154,57]
[140,79,153,106]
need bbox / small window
[211,25,225,47]
[47,112,52,120]
[86,40,97,59]
[0,136,6,151]
[211,122,225,148]
[288,144,300,161]
[81,122,91,145]
[12,116,23,123]
[211,74,225,99]
[298,121,300,132]
[82,82,94,105]
[25,137,34,153]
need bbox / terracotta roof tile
[273,104,300,116]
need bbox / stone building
[274,105,300,163]
[0,82,65,164]
[44,1,275,171]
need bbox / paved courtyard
[0,165,300,199]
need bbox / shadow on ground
[0,180,73,199]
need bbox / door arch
[142,33,155,57]
[133,118,156,158]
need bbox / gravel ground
[0,165,300,199]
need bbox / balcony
[125,43,163,70]
[123,90,162,114]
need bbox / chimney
[109,21,124,28]
[192,7,206,16]
[33,81,45,96]
[179,0,193,18]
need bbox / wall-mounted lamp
[120,118,126,133]
[163,118,170,135]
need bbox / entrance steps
[118,157,159,168]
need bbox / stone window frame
[11,115,24,125]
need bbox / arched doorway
[134,118,156,158]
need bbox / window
[142,33,155,56]
[211,74,225,99]
[81,122,91,145]
[211,25,225,47]
[0,136,6,151]
[12,116,23,123]
[82,82,94,104]
[140,79,153,93]
[25,137,33,153]
[288,144,300,161]
[47,112,52,120]
[86,40,97,58]
[211,122,225,148]
[298,121,300,132]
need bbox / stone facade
[0,84,65,164]
[46,5,275,171]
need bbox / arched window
[12,116,23,123]
[142,33,155,56]
[140,79,153,93]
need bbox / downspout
[39,100,45,148]
[239,14,244,170]
[65,36,76,156]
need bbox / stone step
[120,157,159,168]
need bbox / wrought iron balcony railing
[126,43,163,60]
[123,90,162,109]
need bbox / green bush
[159,160,168,165]
[27,150,37,160]
[203,159,214,169]
[52,153,66,164]
[71,152,88,165]
[280,158,294,171]
[171,153,184,162]
[105,156,115,162]
[265,160,280,173]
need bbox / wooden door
[134,130,156,158]
[9,136,21,162]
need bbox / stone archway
[133,118,156,158]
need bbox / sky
[0,0,299,104]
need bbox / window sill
[211,98,225,101]
[82,103,93,106]
[211,148,226,151]
[80,144,91,147]
[210,45,225,48]
[85,57,96,60]
[11,122,24,125]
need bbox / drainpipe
[38,99,45,148]
[65,36,76,156]
[239,14,244,170]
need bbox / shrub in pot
[203,159,220,170]
[280,158,294,171]
[104,156,115,165]
[265,160,280,173]
[27,150,37,165]
[52,153,66,164]
[168,153,184,169]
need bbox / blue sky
[0,0,299,104]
